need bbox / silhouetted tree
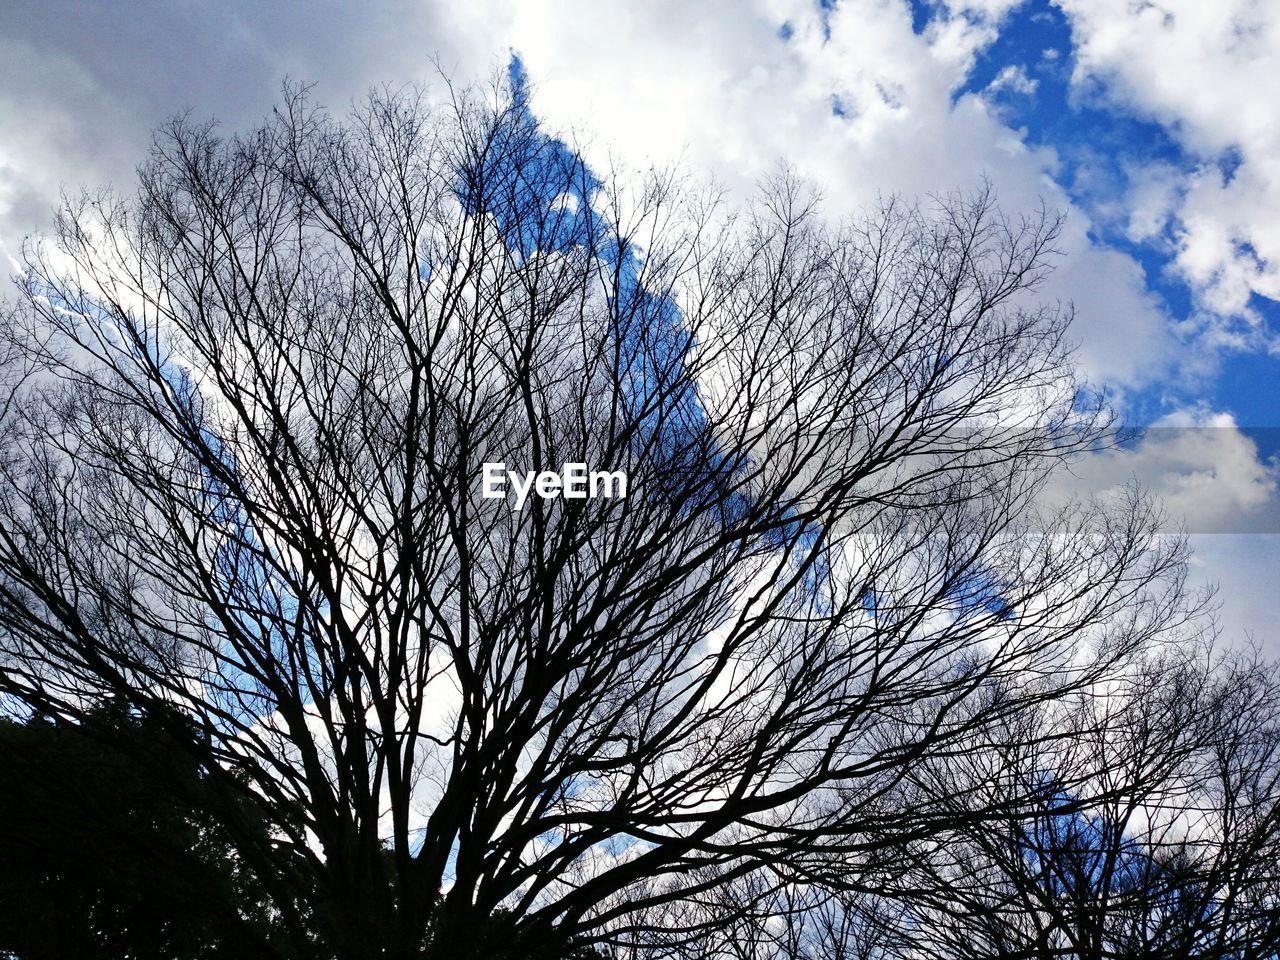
[0,702,295,959]
[0,77,1216,958]
[689,645,1280,960]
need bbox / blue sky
[946,0,1280,442]
[0,0,1278,646]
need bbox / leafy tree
[0,702,294,959]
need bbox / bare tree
[0,78,1204,959]
[723,643,1280,960]
[901,645,1280,960]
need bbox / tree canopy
[0,79,1275,960]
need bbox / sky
[1,0,1277,651]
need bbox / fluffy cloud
[1059,0,1280,327]
[2,0,1276,650]
[1041,407,1280,650]
[1048,408,1280,534]
[988,63,1039,96]
[471,0,1178,388]
[448,0,1280,652]
[0,0,1189,390]
[1186,533,1280,652]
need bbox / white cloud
[1050,408,1280,535]
[1044,408,1280,654]
[1123,160,1182,245]
[0,0,488,266]
[988,63,1039,95]
[1186,533,1280,654]
[461,0,1180,388]
[0,0,1199,393]
[1058,0,1280,326]
[3,0,1273,651]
